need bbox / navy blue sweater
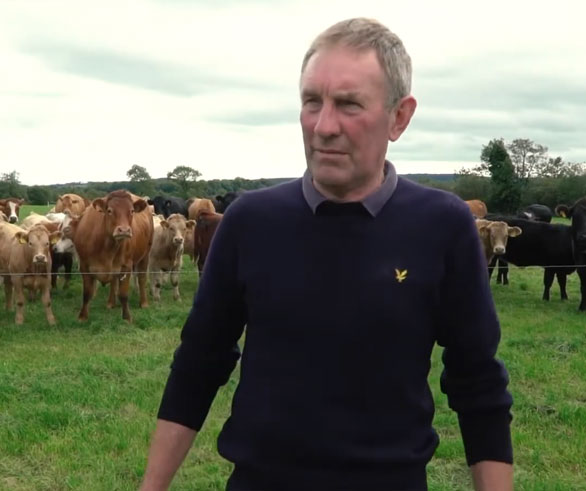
[158,177,513,490]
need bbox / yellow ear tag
[50,236,59,245]
[560,211,566,218]
[19,237,27,244]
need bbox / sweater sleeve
[157,204,247,431]
[436,201,513,466]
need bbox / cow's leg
[4,276,13,311]
[497,259,509,285]
[577,266,586,311]
[107,279,118,309]
[171,267,181,301]
[557,271,569,300]
[79,269,95,321]
[13,277,25,325]
[51,252,60,289]
[543,268,554,301]
[63,253,73,289]
[118,271,132,322]
[151,270,161,302]
[488,256,497,282]
[41,279,56,325]
[136,258,149,308]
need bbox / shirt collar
[302,160,398,217]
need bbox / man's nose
[314,104,340,137]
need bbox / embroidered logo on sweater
[395,268,408,283]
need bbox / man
[142,18,513,491]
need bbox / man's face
[299,46,394,198]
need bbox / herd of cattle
[467,199,586,310]
[2,191,586,326]
[0,191,243,325]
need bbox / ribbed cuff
[458,410,513,466]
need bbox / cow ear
[49,231,63,245]
[160,220,169,229]
[15,231,28,245]
[555,204,572,218]
[93,198,106,212]
[133,199,147,213]
[186,220,196,229]
[83,198,91,207]
[508,226,522,238]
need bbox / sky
[1,0,585,186]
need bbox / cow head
[556,199,586,253]
[160,214,195,247]
[0,198,24,223]
[55,194,90,215]
[476,220,522,256]
[148,196,167,217]
[93,191,147,241]
[54,211,80,254]
[15,225,61,272]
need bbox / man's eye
[303,99,321,108]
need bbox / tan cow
[0,223,61,325]
[465,199,488,218]
[475,219,522,264]
[187,198,216,221]
[54,193,90,216]
[70,190,153,322]
[149,214,195,301]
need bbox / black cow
[517,204,553,223]
[147,196,189,218]
[213,191,244,213]
[486,216,575,301]
[556,198,586,310]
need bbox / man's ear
[389,95,417,142]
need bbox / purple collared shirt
[301,160,398,217]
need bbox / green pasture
[1,208,585,489]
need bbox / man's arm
[140,419,197,491]
[471,461,513,491]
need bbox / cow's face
[161,214,194,247]
[54,213,78,254]
[478,220,522,256]
[93,194,139,241]
[0,198,23,223]
[15,225,61,272]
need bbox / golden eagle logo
[395,268,408,283]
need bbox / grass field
[1,206,585,490]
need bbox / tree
[166,165,202,198]
[126,164,155,197]
[27,186,51,205]
[481,139,521,213]
[127,164,151,182]
[506,139,548,181]
[538,156,585,179]
[0,170,25,198]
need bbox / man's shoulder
[394,176,470,217]
[222,178,304,219]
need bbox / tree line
[0,165,293,205]
[415,138,586,213]
[3,142,585,212]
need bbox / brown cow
[187,198,216,221]
[0,223,61,325]
[54,193,90,216]
[465,199,488,218]
[71,190,153,322]
[475,219,522,264]
[193,211,223,275]
[0,198,24,224]
[149,214,195,301]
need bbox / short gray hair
[300,18,412,109]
